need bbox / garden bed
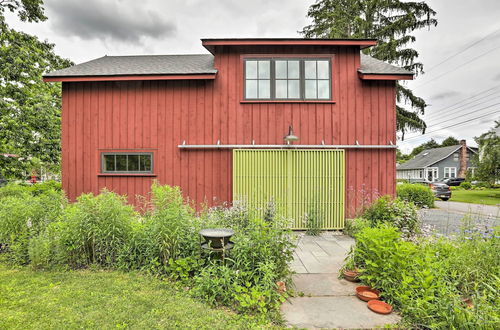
[0,182,295,324]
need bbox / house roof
[44,52,410,80]
[359,54,413,75]
[44,54,217,78]
[201,38,378,53]
[397,145,478,170]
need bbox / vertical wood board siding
[61,45,396,217]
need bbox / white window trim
[444,167,457,178]
[425,167,439,182]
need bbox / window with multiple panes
[244,58,331,100]
[244,60,271,99]
[444,167,456,178]
[101,153,153,173]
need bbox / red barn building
[44,38,413,229]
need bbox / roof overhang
[43,73,217,82]
[358,72,413,80]
[202,38,377,54]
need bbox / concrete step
[281,296,401,329]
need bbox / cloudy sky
[6,0,500,153]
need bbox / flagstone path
[281,233,401,329]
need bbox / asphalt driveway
[420,201,500,236]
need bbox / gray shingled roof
[397,145,462,170]
[44,53,410,78]
[44,54,217,77]
[359,54,413,75]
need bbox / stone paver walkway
[281,233,401,329]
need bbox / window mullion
[300,60,305,100]
[316,61,320,98]
[271,59,275,100]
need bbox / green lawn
[450,189,500,205]
[0,264,274,329]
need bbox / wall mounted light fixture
[283,125,299,145]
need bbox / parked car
[410,180,451,201]
[442,177,465,186]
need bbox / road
[434,200,500,217]
[420,201,500,236]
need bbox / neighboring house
[397,140,477,182]
[44,38,412,229]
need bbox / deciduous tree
[472,121,500,184]
[0,1,72,178]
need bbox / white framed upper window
[244,58,331,101]
[444,167,457,178]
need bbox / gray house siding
[397,147,477,182]
[431,150,475,180]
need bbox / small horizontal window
[244,58,331,101]
[101,153,153,173]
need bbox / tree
[440,136,459,147]
[0,0,46,24]
[408,139,440,158]
[301,0,437,139]
[396,147,411,163]
[0,1,72,178]
[472,121,500,184]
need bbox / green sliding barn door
[233,149,345,229]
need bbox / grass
[0,264,275,329]
[450,189,500,205]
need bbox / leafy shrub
[198,202,295,315]
[0,191,65,264]
[460,181,472,190]
[27,222,67,269]
[58,190,136,267]
[0,183,31,199]
[118,184,200,274]
[396,183,434,208]
[305,204,322,236]
[0,181,62,199]
[0,183,295,320]
[343,217,370,238]
[30,181,62,195]
[349,225,500,328]
[362,196,419,238]
[474,181,492,189]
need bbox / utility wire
[424,106,500,130]
[403,110,500,141]
[424,92,500,122]
[425,26,500,73]
[423,86,500,120]
[424,84,500,118]
[414,43,500,88]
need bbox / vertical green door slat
[233,149,345,229]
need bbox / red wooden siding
[61,45,396,217]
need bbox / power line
[424,93,500,122]
[403,110,500,142]
[424,84,500,118]
[424,106,500,130]
[425,26,500,73]
[423,86,500,120]
[414,43,500,88]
